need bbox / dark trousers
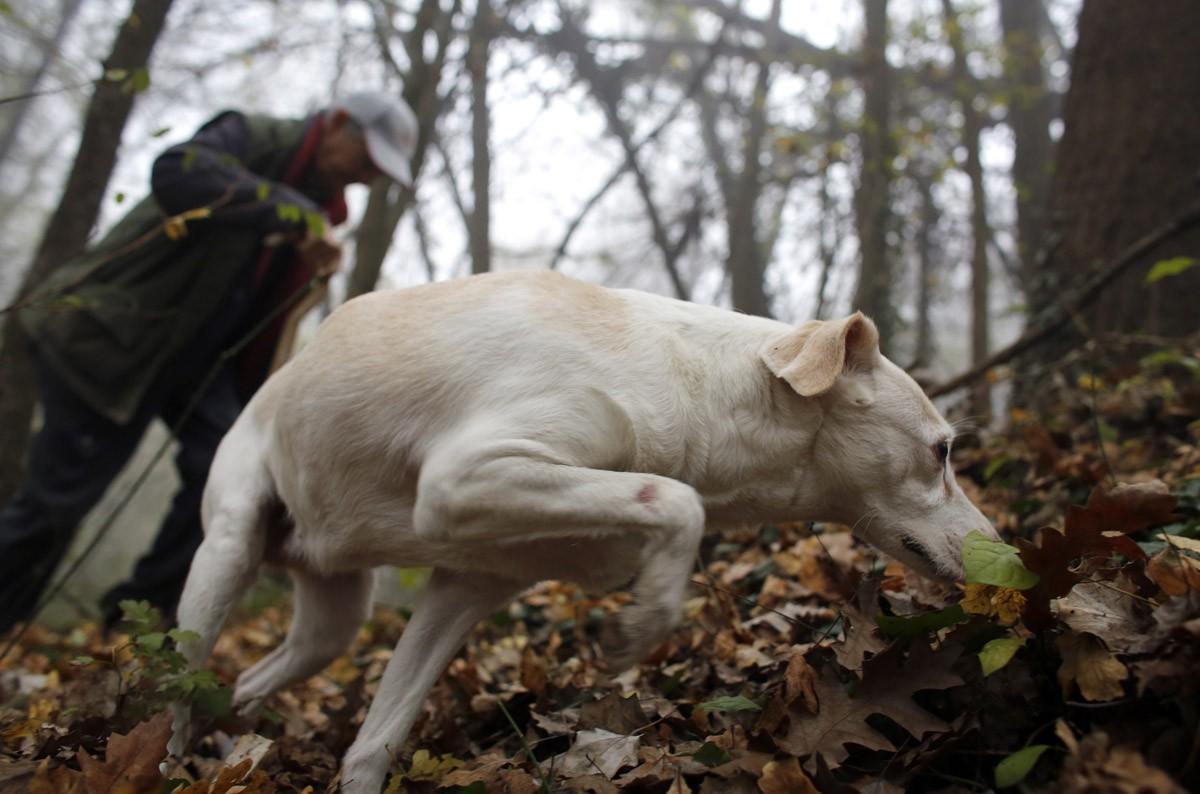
[0,353,242,633]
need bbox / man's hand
[296,228,343,279]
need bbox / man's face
[313,110,383,192]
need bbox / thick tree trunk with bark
[0,0,174,502]
[851,0,895,350]
[1041,0,1200,351]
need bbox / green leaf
[962,531,1040,590]
[255,182,271,201]
[983,456,1010,482]
[114,192,125,204]
[129,67,150,93]
[104,67,128,81]
[303,210,326,237]
[135,632,166,652]
[692,741,732,768]
[1145,256,1196,284]
[697,695,761,713]
[979,637,1025,676]
[876,605,968,639]
[995,744,1050,788]
[167,628,201,645]
[119,599,161,633]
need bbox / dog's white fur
[170,271,994,792]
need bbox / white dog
[170,271,993,792]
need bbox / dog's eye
[932,439,950,465]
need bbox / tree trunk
[349,0,459,297]
[0,0,84,178]
[468,0,492,275]
[726,0,781,318]
[913,173,938,369]
[851,0,895,350]
[942,0,991,423]
[0,0,174,503]
[1041,0,1200,354]
[999,0,1054,296]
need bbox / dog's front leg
[338,568,521,794]
[414,430,707,670]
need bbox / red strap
[237,115,347,397]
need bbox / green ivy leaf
[697,695,761,713]
[995,744,1050,788]
[1145,256,1197,284]
[692,741,732,768]
[979,637,1025,676]
[962,531,1040,590]
[876,604,968,639]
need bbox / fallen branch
[927,199,1200,398]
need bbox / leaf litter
[3,357,1200,791]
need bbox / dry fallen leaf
[1148,547,1200,596]
[1056,631,1128,702]
[1056,731,1187,793]
[779,642,963,765]
[28,758,85,794]
[756,757,818,794]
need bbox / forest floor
[2,344,1199,794]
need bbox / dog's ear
[760,312,881,396]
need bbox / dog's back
[239,271,779,569]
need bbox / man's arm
[150,111,320,234]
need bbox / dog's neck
[633,322,834,529]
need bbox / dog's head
[760,313,996,579]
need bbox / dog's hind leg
[168,412,272,759]
[339,568,521,794]
[231,567,372,715]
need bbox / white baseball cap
[332,91,418,187]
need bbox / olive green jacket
[19,112,326,425]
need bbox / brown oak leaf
[1018,480,1178,629]
[66,711,172,794]
[778,642,963,766]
